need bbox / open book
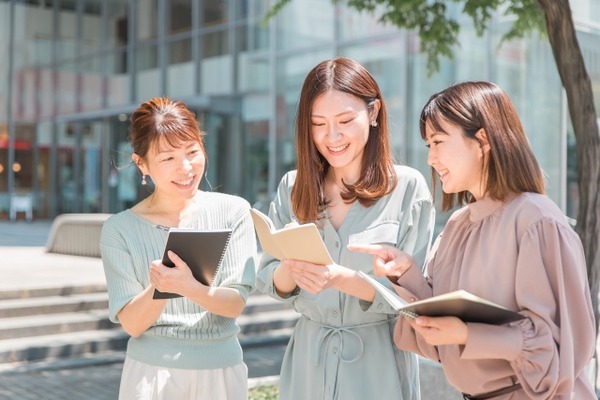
[249,208,333,265]
[358,271,523,325]
[153,228,232,299]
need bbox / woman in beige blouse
[350,81,596,399]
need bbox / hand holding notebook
[358,271,523,324]
[153,228,232,299]
[249,208,333,265]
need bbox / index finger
[346,244,385,255]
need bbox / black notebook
[358,271,523,325]
[153,228,232,299]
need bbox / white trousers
[118,356,248,400]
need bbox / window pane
[135,44,159,102]
[107,49,129,107]
[169,0,192,34]
[202,30,229,58]
[244,20,269,52]
[244,0,269,51]
[81,1,104,56]
[275,0,334,51]
[169,37,192,64]
[167,38,195,98]
[81,55,104,112]
[136,0,158,41]
[202,1,228,27]
[56,61,78,115]
[58,7,77,61]
[108,1,129,48]
[242,93,270,207]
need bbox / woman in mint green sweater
[100,97,256,400]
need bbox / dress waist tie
[307,316,395,365]
[302,315,396,400]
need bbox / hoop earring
[371,120,378,128]
[141,175,147,185]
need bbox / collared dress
[393,193,596,399]
[256,166,435,400]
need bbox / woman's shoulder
[508,192,571,227]
[393,164,428,185]
[100,209,145,243]
[271,170,297,196]
[280,170,297,186]
[103,209,136,229]
[392,164,431,200]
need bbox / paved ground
[0,348,287,400]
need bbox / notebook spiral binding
[211,231,232,284]
[398,310,418,320]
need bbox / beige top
[393,193,596,399]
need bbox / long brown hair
[419,81,545,211]
[129,97,206,161]
[292,57,397,223]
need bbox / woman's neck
[135,191,200,227]
[328,166,360,188]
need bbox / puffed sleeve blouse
[393,192,596,399]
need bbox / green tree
[267,0,600,379]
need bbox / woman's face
[310,90,376,177]
[425,118,488,199]
[136,137,206,201]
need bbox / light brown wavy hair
[291,57,397,223]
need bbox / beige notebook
[249,208,333,265]
[358,271,524,325]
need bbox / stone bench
[46,213,112,258]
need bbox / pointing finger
[347,244,385,255]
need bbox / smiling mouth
[173,176,195,186]
[328,144,349,153]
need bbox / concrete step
[0,283,107,301]
[0,292,109,318]
[0,292,298,365]
[0,329,128,365]
[0,309,117,340]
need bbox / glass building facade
[1,0,599,224]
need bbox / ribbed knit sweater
[100,191,257,370]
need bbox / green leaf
[262,0,546,74]
[261,0,293,27]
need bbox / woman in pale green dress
[256,58,435,400]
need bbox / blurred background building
[0,0,597,223]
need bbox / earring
[371,120,378,127]
[141,175,147,185]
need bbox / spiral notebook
[358,271,523,324]
[153,228,232,299]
